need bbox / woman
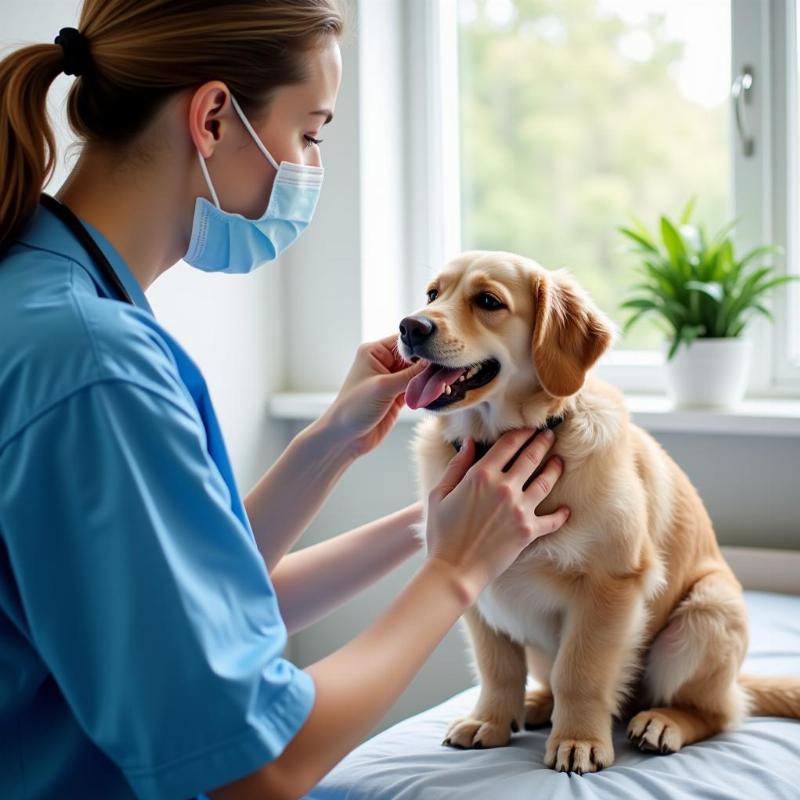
[0,2,570,798]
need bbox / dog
[395,250,800,774]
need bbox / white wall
[281,7,363,392]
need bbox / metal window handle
[731,66,755,157]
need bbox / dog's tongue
[405,362,466,409]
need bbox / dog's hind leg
[524,645,554,728]
[629,570,749,753]
[627,706,727,753]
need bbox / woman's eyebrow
[310,109,334,125]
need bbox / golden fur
[397,250,800,774]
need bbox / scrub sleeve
[0,325,316,798]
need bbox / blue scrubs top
[0,200,316,799]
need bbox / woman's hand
[318,333,428,457]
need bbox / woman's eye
[303,134,324,149]
[426,289,438,303]
[477,293,504,310]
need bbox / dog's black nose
[399,315,436,347]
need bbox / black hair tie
[54,27,92,77]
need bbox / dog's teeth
[444,385,451,395]
[458,376,465,382]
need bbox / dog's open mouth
[405,357,501,410]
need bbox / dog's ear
[531,269,615,398]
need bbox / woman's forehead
[275,38,341,116]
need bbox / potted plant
[618,199,797,408]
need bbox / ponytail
[0,43,64,255]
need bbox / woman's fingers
[504,428,557,481]
[532,505,571,538]
[522,455,564,502]
[431,438,475,503]
[370,334,425,377]
[479,427,540,472]
[374,334,408,369]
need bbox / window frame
[403,0,800,397]
[769,0,800,389]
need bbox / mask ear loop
[229,93,280,171]
[196,150,221,209]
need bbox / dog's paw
[544,734,614,774]
[523,686,553,729]
[627,710,683,754]
[442,714,518,749]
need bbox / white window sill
[269,393,800,437]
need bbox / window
[780,0,800,378]
[766,0,800,390]
[457,0,731,352]
[405,0,800,395]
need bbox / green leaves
[660,216,688,270]
[685,280,724,302]
[618,202,799,360]
[679,195,697,225]
[618,226,659,254]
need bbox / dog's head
[398,250,615,412]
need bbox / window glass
[457,0,732,349]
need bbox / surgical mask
[183,94,324,273]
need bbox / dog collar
[448,415,564,460]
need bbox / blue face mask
[183,94,324,273]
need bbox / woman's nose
[307,149,322,169]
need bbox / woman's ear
[531,269,616,398]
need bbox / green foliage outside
[457,0,731,349]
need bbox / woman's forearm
[271,501,424,635]
[244,414,360,572]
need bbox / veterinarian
[0,2,571,798]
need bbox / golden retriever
[395,250,800,774]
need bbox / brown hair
[0,0,345,256]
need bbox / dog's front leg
[545,579,645,774]
[443,605,527,749]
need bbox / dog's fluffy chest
[474,566,567,656]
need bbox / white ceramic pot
[663,337,752,409]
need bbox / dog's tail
[739,673,800,718]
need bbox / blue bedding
[306,591,800,799]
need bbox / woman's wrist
[421,556,483,609]
[298,407,363,468]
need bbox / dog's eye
[476,293,504,310]
[426,289,438,303]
